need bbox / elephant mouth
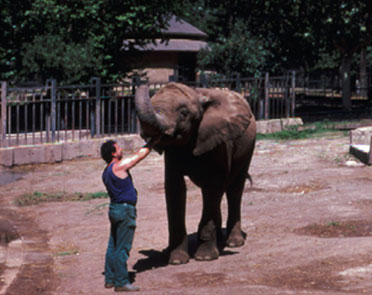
[135,84,188,151]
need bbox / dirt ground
[2,131,372,295]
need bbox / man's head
[101,140,123,164]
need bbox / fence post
[199,72,208,88]
[91,77,101,137]
[46,79,57,142]
[131,75,141,95]
[235,73,241,93]
[291,70,296,117]
[264,72,269,119]
[50,79,57,142]
[1,81,7,145]
[169,66,179,82]
[369,136,372,165]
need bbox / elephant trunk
[135,84,166,136]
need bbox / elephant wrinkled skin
[135,83,256,265]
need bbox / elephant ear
[193,89,252,156]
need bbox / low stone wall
[0,135,145,167]
[0,118,304,167]
[256,117,303,134]
[349,126,372,165]
[350,126,372,146]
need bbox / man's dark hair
[101,140,116,164]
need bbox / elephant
[135,82,256,265]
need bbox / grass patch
[82,191,109,200]
[15,191,109,206]
[257,120,348,140]
[327,221,340,227]
[55,250,79,257]
[53,243,80,257]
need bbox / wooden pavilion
[123,16,208,83]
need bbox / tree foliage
[197,20,271,76]
[298,1,372,109]
[185,1,372,72]
[1,0,184,84]
[1,0,372,102]
[183,0,372,109]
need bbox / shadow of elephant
[133,229,245,273]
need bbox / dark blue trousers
[105,203,136,287]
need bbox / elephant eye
[180,109,189,118]
[155,108,166,115]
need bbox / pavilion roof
[123,16,208,52]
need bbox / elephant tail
[246,173,253,187]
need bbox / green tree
[197,19,271,76]
[1,0,184,84]
[0,1,32,81]
[299,1,372,110]
[185,1,372,110]
[183,1,272,76]
[184,0,319,75]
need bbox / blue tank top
[102,163,138,205]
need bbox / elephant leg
[165,160,189,265]
[194,189,223,261]
[225,171,246,248]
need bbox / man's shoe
[105,282,114,288]
[114,283,140,292]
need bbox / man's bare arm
[116,146,151,171]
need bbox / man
[101,140,154,292]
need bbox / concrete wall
[350,126,372,145]
[0,118,303,167]
[256,118,303,134]
[0,135,145,167]
[349,126,372,165]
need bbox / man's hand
[143,137,161,149]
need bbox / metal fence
[200,72,295,120]
[295,73,372,99]
[0,78,139,147]
[0,73,296,148]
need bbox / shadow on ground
[133,230,242,273]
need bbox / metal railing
[0,73,296,148]
[199,72,295,120]
[0,78,139,147]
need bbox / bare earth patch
[2,131,372,295]
[297,220,372,238]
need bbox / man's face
[112,143,123,160]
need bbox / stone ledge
[0,148,13,167]
[350,126,372,146]
[349,144,372,165]
[349,126,372,165]
[0,134,145,167]
[1,118,304,167]
[256,117,303,134]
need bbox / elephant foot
[226,222,245,248]
[194,241,219,261]
[169,249,190,265]
[168,236,190,265]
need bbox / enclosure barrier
[0,73,296,148]
[349,127,372,165]
[0,78,139,147]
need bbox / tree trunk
[360,45,368,98]
[341,54,352,111]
